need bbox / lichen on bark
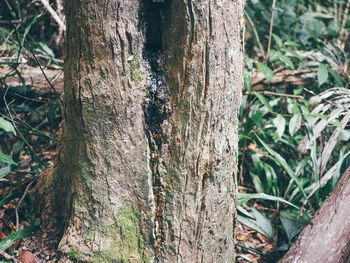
[91,206,153,263]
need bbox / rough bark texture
[55,0,245,262]
[279,167,350,263]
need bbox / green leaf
[244,68,252,91]
[273,114,286,139]
[262,163,278,195]
[253,91,273,112]
[0,191,21,207]
[0,117,16,135]
[293,88,303,95]
[257,62,274,83]
[284,40,300,47]
[289,114,302,136]
[21,16,38,48]
[254,133,312,210]
[250,172,265,193]
[37,42,55,57]
[327,67,345,87]
[238,207,275,240]
[0,225,39,252]
[238,193,299,209]
[279,210,309,242]
[246,57,256,70]
[272,33,282,47]
[0,152,17,165]
[276,52,295,69]
[317,63,328,87]
[280,47,302,60]
[0,166,12,179]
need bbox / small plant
[67,247,83,261]
[125,54,143,83]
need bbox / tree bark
[51,0,245,262]
[279,167,350,263]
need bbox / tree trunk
[279,167,350,263]
[51,0,245,262]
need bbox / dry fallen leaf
[236,232,248,241]
[17,250,35,263]
[0,231,7,240]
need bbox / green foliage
[67,247,83,261]
[317,63,329,87]
[125,54,143,84]
[238,207,275,240]
[0,223,39,252]
[0,0,62,181]
[0,117,16,135]
[240,0,350,253]
[257,62,274,82]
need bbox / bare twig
[262,91,303,99]
[266,0,277,60]
[15,180,36,231]
[27,42,63,105]
[339,0,350,38]
[244,10,266,57]
[334,1,338,24]
[39,0,66,31]
[0,20,22,24]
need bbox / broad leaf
[284,40,300,47]
[257,62,274,83]
[0,117,16,135]
[289,114,302,136]
[272,33,282,47]
[281,47,302,60]
[279,210,309,242]
[276,52,295,69]
[244,68,252,91]
[273,114,286,139]
[238,207,275,240]
[253,91,273,112]
[317,63,328,87]
[0,166,12,179]
[0,152,17,165]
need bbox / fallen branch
[279,167,350,263]
[39,0,66,32]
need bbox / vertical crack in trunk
[144,54,170,261]
[143,1,170,261]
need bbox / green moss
[67,247,83,261]
[91,206,153,263]
[163,167,180,194]
[88,230,95,241]
[210,168,217,182]
[125,54,143,84]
